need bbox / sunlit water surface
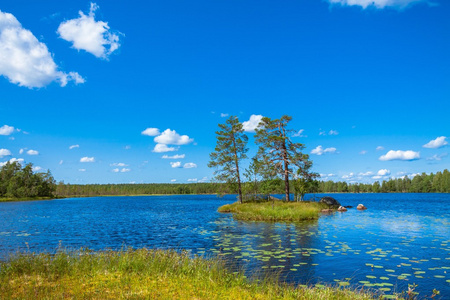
[1,193,449,298]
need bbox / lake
[0,193,449,298]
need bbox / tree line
[0,161,56,198]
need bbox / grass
[218,201,328,221]
[0,196,59,203]
[0,248,377,299]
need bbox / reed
[0,248,377,299]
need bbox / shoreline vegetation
[0,248,376,299]
[218,201,328,221]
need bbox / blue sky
[0,0,448,184]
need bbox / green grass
[218,201,328,221]
[0,248,377,299]
[0,196,59,203]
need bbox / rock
[319,196,341,207]
[357,204,367,210]
[344,205,353,208]
[337,206,347,212]
[321,209,334,213]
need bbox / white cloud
[311,145,337,155]
[319,131,326,136]
[0,148,11,157]
[32,166,42,172]
[359,150,367,155]
[328,130,339,136]
[78,168,86,172]
[183,162,197,169]
[342,172,354,180]
[327,0,428,9]
[423,136,448,149]
[153,143,177,153]
[292,129,307,137]
[162,154,185,159]
[198,176,208,183]
[379,150,420,161]
[0,10,84,88]
[426,153,448,161]
[372,175,382,180]
[26,149,39,155]
[0,157,24,167]
[220,113,229,117]
[141,128,160,136]
[376,146,385,151]
[111,162,128,167]
[171,179,177,182]
[57,3,121,59]
[170,161,182,168]
[187,178,197,182]
[69,144,80,149]
[19,149,24,154]
[124,145,131,150]
[359,171,374,176]
[59,160,64,165]
[120,168,130,173]
[242,114,263,133]
[154,129,193,145]
[112,168,119,173]
[0,125,14,135]
[80,156,95,162]
[377,169,391,176]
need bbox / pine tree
[208,116,248,203]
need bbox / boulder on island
[357,204,367,210]
[337,206,347,212]
[319,196,341,207]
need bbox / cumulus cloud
[359,150,367,155]
[423,136,448,149]
[242,114,263,132]
[377,169,391,176]
[153,143,177,153]
[69,144,80,149]
[171,179,177,182]
[26,149,39,155]
[162,154,185,159]
[170,161,181,168]
[376,146,385,151]
[183,162,197,169]
[59,160,63,165]
[292,129,307,137]
[112,168,119,173]
[32,166,42,172]
[187,178,197,182]
[379,150,420,161]
[80,156,95,162]
[0,125,14,135]
[327,0,428,9]
[141,128,160,136]
[311,145,337,155]
[198,176,208,183]
[359,171,374,176]
[78,168,86,172]
[220,113,229,118]
[0,10,84,88]
[154,129,193,145]
[57,3,121,59]
[0,158,24,166]
[120,168,130,173]
[19,149,24,154]
[0,148,11,157]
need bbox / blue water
[0,193,449,298]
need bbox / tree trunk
[232,133,243,204]
[282,142,290,201]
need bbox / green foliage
[255,115,314,201]
[208,116,248,203]
[218,201,327,221]
[0,161,55,199]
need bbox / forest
[1,161,448,200]
[53,169,450,197]
[0,161,56,199]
